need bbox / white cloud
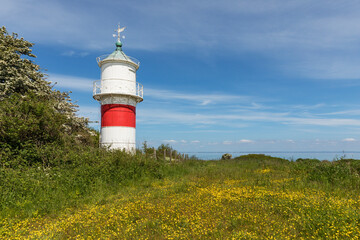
[163,140,177,143]
[319,109,360,116]
[4,0,360,81]
[145,88,251,106]
[0,0,96,48]
[284,118,360,127]
[292,56,360,80]
[3,0,359,53]
[342,138,356,142]
[237,139,254,143]
[61,51,75,57]
[289,104,326,110]
[48,73,95,91]
[223,141,233,145]
[139,107,360,127]
[61,51,90,57]
[191,140,200,143]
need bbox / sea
[183,151,360,161]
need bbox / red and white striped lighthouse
[93,25,143,152]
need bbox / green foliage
[0,26,50,98]
[142,141,156,158]
[232,154,290,169]
[0,92,96,167]
[0,26,93,166]
[307,161,351,184]
[156,143,172,160]
[140,143,190,161]
[234,153,287,162]
[0,147,165,218]
[3,153,360,239]
[294,159,360,190]
[296,158,321,164]
[1,93,66,146]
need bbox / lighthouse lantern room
[93,24,143,152]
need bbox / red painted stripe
[101,104,136,127]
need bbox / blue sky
[2,0,360,152]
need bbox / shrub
[303,160,360,190]
[0,93,97,167]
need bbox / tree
[0,26,50,98]
[0,26,88,134]
[0,26,96,166]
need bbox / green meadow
[1,151,360,239]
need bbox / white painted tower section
[93,25,143,152]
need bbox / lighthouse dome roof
[97,41,140,69]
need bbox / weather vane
[113,23,126,42]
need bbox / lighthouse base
[100,126,136,153]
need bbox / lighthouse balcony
[93,80,143,101]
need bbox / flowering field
[1,156,360,239]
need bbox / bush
[0,146,166,218]
[296,158,321,164]
[297,160,360,190]
[0,26,93,167]
[0,93,97,167]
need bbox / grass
[2,153,360,239]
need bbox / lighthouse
[93,24,143,152]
